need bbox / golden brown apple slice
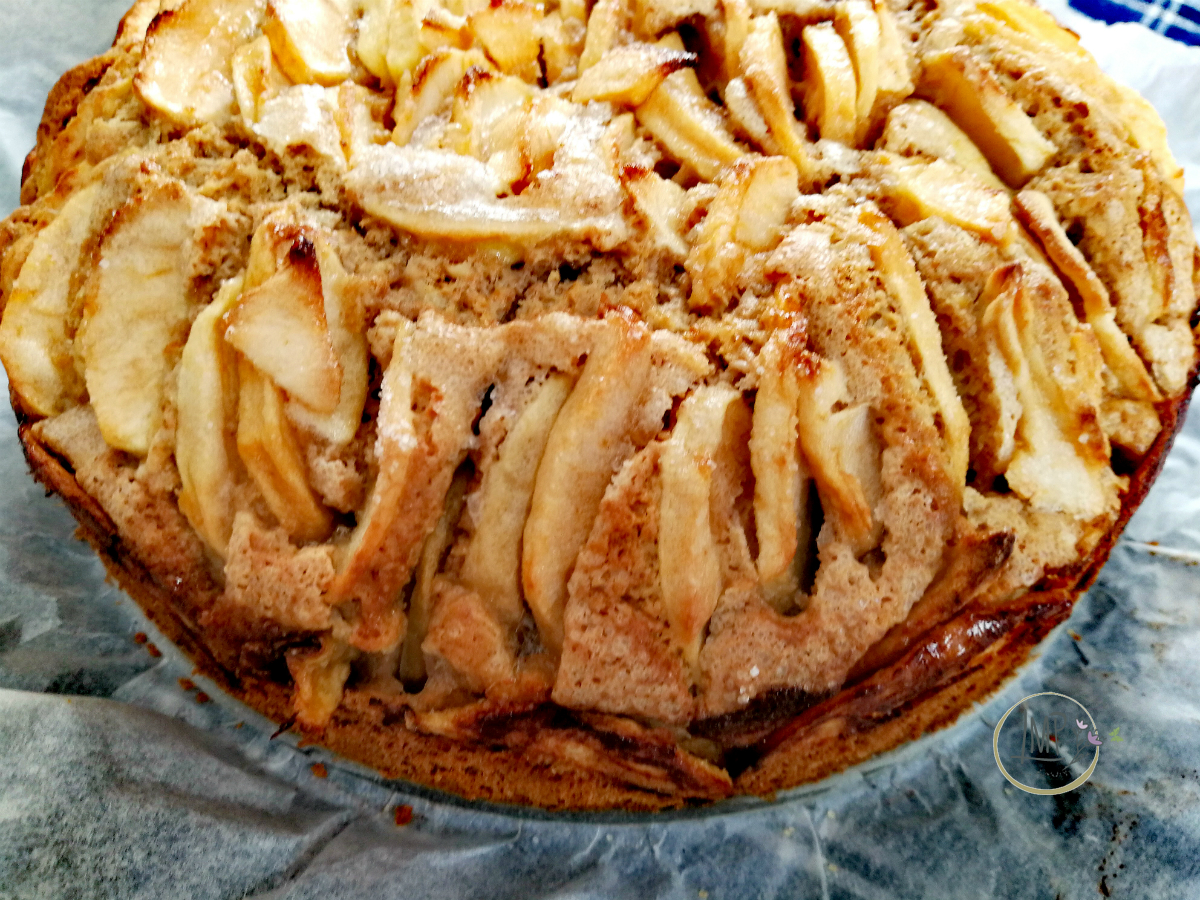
[874,154,1009,241]
[1013,189,1161,403]
[459,375,574,631]
[288,634,355,729]
[860,208,970,489]
[386,0,424,85]
[176,276,245,557]
[801,22,858,145]
[750,329,812,611]
[392,48,485,145]
[522,314,652,656]
[469,0,544,82]
[660,385,750,669]
[421,5,472,52]
[331,319,415,651]
[623,167,691,258]
[721,0,752,82]
[452,71,532,185]
[135,0,267,125]
[880,100,1005,189]
[572,43,695,106]
[399,469,471,682]
[687,156,799,311]
[975,0,1088,59]
[263,0,352,85]
[288,231,371,446]
[79,182,222,457]
[834,0,880,143]
[724,76,771,148]
[579,0,624,72]
[635,65,746,182]
[794,354,881,555]
[919,48,1055,188]
[739,14,819,178]
[335,81,391,166]
[980,266,1114,519]
[237,357,334,542]
[356,0,394,84]
[224,242,343,414]
[539,10,583,84]
[232,35,291,123]
[874,0,913,97]
[0,182,100,417]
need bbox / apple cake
[1,0,1196,810]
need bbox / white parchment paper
[2,3,1200,898]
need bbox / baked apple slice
[79,181,224,456]
[0,182,100,417]
[135,0,267,124]
[263,0,353,86]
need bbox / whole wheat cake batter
[1,0,1197,810]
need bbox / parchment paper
[2,3,1200,898]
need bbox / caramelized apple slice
[873,0,913,98]
[79,181,223,456]
[459,375,573,632]
[975,0,1088,59]
[980,266,1114,519]
[232,35,291,123]
[687,156,799,311]
[452,71,533,187]
[739,14,818,178]
[539,10,583,84]
[794,354,881,555]
[176,276,245,557]
[468,0,544,82]
[331,319,415,650]
[623,167,691,258]
[289,231,370,446]
[724,76,771,147]
[263,0,352,85]
[237,358,334,542]
[880,100,1004,189]
[420,5,472,53]
[0,183,100,417]
[224,241,343,414]
[750,329,811,611]
[1013,189,1161,403]
[392,48,486,145]
[356,0,394,84]
[722,0,752,81]
[288,634,354,729]
[919,48,1055,188]
[579,0,625,71]
[635,65,746,182]
[135,0,267,125]
[874,154,1009,240]
[801,22,857,144]
[573,43,695,106]
[386,0,424,85]
[834,0,880,143]
[399,469,471,682]
[660,385,750,669]
[523,314,652,656]
[860,208,970,489]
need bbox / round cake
[2,0,1196,810]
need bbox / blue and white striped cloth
[1071,0,1200,45]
